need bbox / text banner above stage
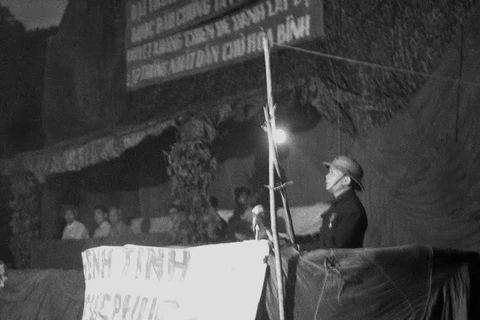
[81,240,270,320]
[125,0,324,90]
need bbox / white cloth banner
[82,240,270,320]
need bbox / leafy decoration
[165,116,219,244]
[8,171,40,269]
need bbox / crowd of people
[164,187,277,245]
[61,155,368,249]
[60,193,256,243]
[61,204,132,240]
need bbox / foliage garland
[165,116,219,245]
[8,171,40,269]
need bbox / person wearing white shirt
[61,205,89,240]
[92,205,111,238]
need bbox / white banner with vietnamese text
[81,240,270,320]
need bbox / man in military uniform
[295,155,367,250]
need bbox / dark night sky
[1,0,68,29]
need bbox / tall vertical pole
[263,36,285,320]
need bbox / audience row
[61,205,132,240]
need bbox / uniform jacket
[296,189,367,250]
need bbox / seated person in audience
[226,187,255,242]
[140,217,151,233]
[205,196,228,242]
[92,205,111,238]
[61,205,89,240]
[168,203,191,244]
[108,206,132,237]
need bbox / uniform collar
[332,188,356,203]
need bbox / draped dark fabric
[353,2,480,250]
[261,245,480,320]
[0,269,84,320]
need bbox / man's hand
[234,232,250,241]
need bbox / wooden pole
[263,36,285,320]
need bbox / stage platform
[1,244,479,319]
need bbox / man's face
[325,166,346,193]
[237,192,249,206]
[94,209,105,225]
[109,208,121,224]
[64,210,75,224]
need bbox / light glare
[273,129,287,144]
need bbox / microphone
[252,205,264,240]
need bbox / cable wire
[272,42,480,88]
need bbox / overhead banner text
[125,0,324,90]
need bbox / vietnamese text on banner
[125,0,324,90]
[81,240,270,320]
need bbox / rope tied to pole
[263,181,294,192]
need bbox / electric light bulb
[273,129,286,144]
